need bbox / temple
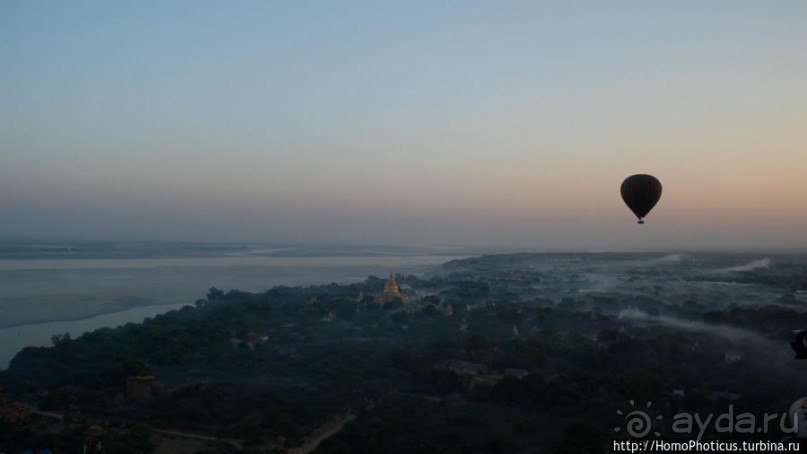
[375,272,410,305]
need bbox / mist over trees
[3,252,807,452]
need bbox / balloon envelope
[620,174,662,223]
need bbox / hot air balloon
[620,174,662,224]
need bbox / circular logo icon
[615,400,663,438]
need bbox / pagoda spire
[384,272,401,296]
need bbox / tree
[555,422,607,454]
[51,332,72,346]
[206,287,224,300]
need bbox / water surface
[0,244,468,368]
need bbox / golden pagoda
[384,272,401,296]
[375,272,409,305]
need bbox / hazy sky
[2,1,806,250]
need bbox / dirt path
[285,411,357,454]
[153,428,239,446]
[18,402,63,420]
[14,399,369,453]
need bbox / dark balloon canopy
[620,174,662,224]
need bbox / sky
[2,1,806,250]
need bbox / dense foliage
[3,253,807,452]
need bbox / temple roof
[384,272,401,295]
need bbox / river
[0,250,468,369]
